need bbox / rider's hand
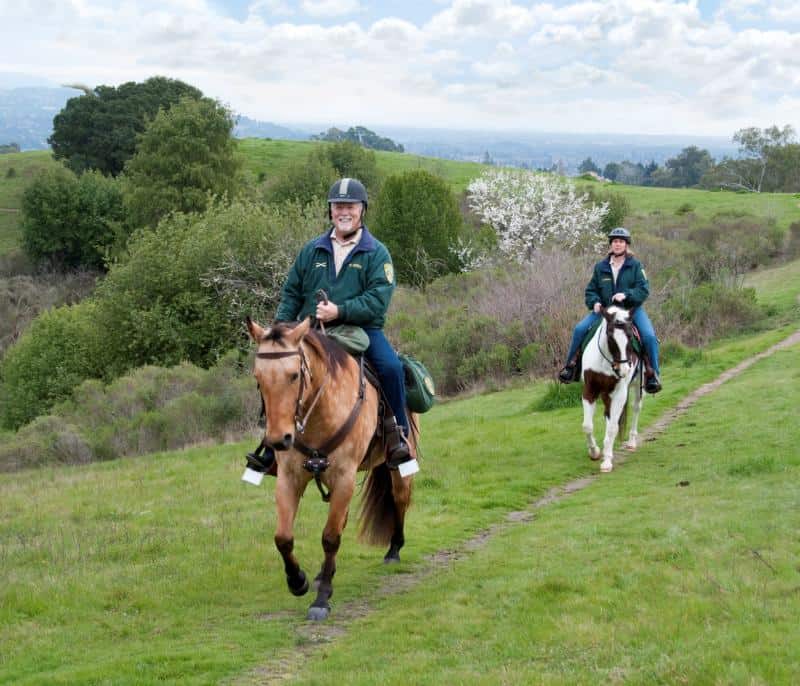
[316,301,339,322]
[612,293,626,303]
[593,302,602,313]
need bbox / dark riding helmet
[327,178,368,218]
[608,227,632,244]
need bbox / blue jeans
[565,309,660,376]
[365,328,409,433]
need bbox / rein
[256,341,367,502]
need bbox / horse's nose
[269,434,294,451]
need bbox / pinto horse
[581,305,644,473]
[246,317,416,621]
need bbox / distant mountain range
[0,85,739,174]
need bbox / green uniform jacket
[275,226,395,328]
[584,255,650,311]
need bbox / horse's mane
[263,322,350,375]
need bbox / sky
[1,0,799,137]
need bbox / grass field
[1,246,798,684]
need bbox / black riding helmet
[608,227,632,244]
[328,178,368,219]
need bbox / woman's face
[610,238,628,255]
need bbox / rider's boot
[245,442,277,475]
[384,415,412,469]
[645,371,662,394]
[558,354,580,384]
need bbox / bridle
[255,338,367,502]
[598,316,633,379]
[255,346,328,435]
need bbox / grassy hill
[1,254,798,683]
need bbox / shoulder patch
[383,263,395,284]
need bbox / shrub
[675,202,694,215]
[21,168,125,269]
[0,301,107,429]
[372,170,463,287]
[263,146,337,207]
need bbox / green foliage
[579,185,630,233]
[263,140,381,207]
[578,157,600,174]
[263,146,337,206]
[372,169,463,286]
[675,202,695,215]
[20,167,124,268]
[313,125,403,152]
[530,380,583,411]
[122,97,242,228]
[49,76,203,176]
[0,301,107,429]
[325,140,382,191]
[5,166,16,178]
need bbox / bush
[372,170,463,287]
[21,168,125,269]
[579,185,631,233]
[0,301,107,429]
[263,147,337,207]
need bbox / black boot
[384,416,412,469]
[246,443,276,473]
[645,372,662,394]
[558,361,579,384]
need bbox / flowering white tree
[467,169,608,265]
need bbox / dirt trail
[233,327,800,685]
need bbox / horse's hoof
[624,442,637,452]
[589,449,601,461]
[307,604,330,621]
[600,461,613,473]
[289,571,309,597]
[383,554,400,565]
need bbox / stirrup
[558,363,578,384]
[645,373,662,394]
[245,445,275,473]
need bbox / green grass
[1,308,798,684]
[582,178,800,230]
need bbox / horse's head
[246,316,314,451]
[602,306,635,378]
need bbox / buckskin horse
[581,305,644,473]
[246,317,417,621]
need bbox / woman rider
[558,227,662,394]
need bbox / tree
[372,170,463,287]
[726,125,797,192]
[326,140,382,191]
[264,147,337,207]
[578,157,601,174]
[21,167,124,269]
[122,97,242,228]
[467,170,608,263]
[602,162,621,181]
[313,125,404,152]
[664,146,714,187]
[49,76,203,176]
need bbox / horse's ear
[246,316,267,342]
[285,316,312,345]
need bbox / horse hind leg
[624,374,644,451]
[582,397,601,461]
[383,468,413,563]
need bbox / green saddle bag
[326,325,370,354]
[399,353,436,413]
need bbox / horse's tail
[357,413,419,547]
[358,463,396,546]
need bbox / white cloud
[300,0,362,18]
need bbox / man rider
[558,227,662,394]
[246,177,412,474]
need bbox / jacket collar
[313,224,377,254]
[600,254,634,272]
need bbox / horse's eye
[289,372,300,383]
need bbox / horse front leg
[602,391,627,473]
[582,397,601,461]
[307,476,355,621]
[274,474,310,597]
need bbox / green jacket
[585,255,650,310]
[275,226,395,328]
